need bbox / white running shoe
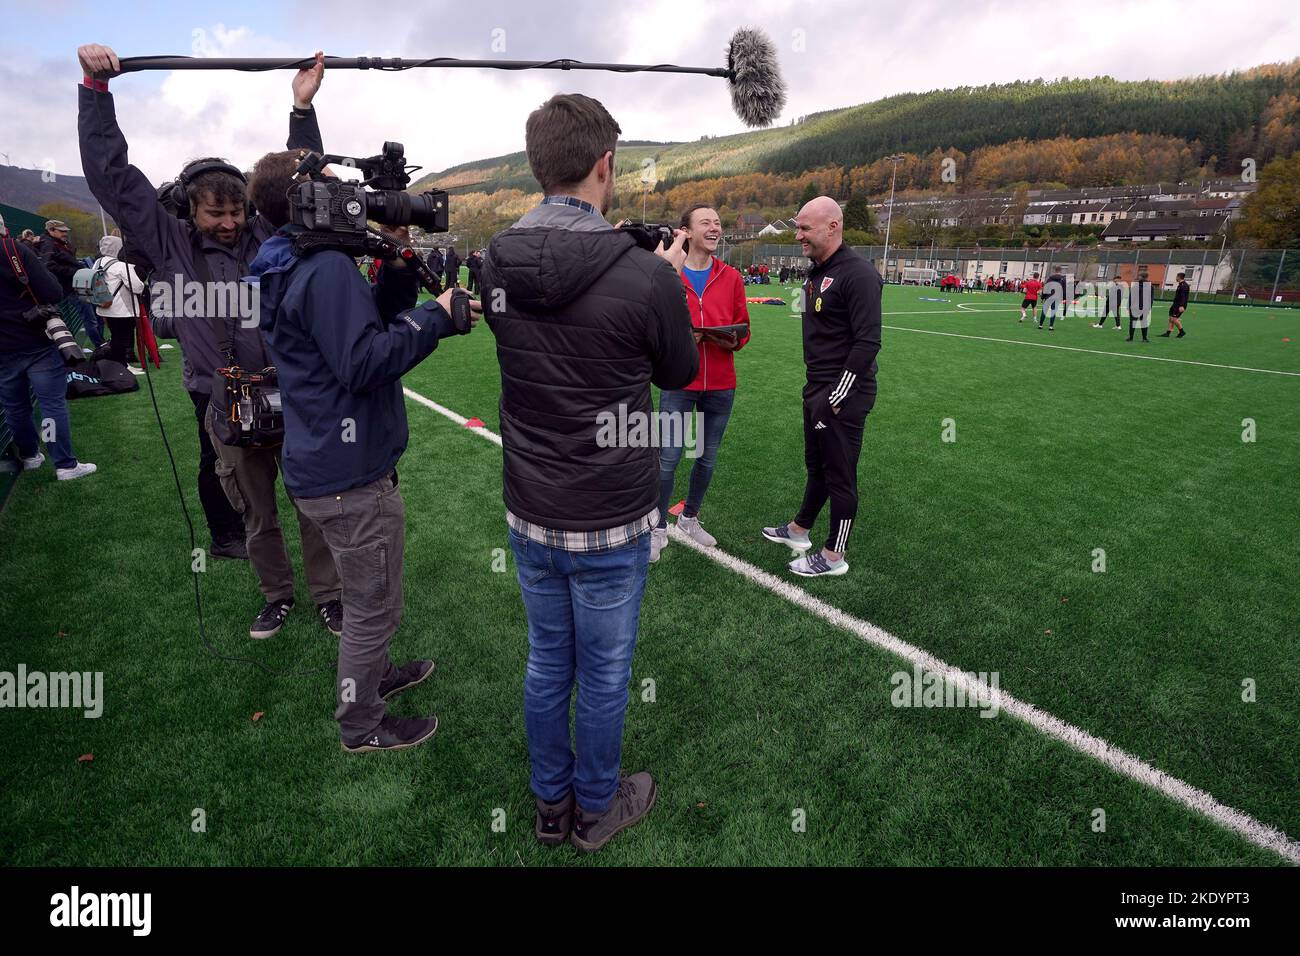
[649,527,668,563]
[675,515,717,547]
[21,452,45,471]
[762,523,811,553]
[788,551,849,577]
[56,462,97,481]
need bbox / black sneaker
[378,660,436,701]
[250,598,294,639]
[535,791,574,847]
[210,534,248,561]
[317,599,343,636]
[1176,329,1185,338]
[1159,331,1171,337]
[341,714,438,753]
[570,772,657,853]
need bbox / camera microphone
[726,28,787,128]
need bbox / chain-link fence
[756,244,1300,306]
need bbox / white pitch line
[402,387,502,446]
[884,307,1022,316]
[884,324,1300,377]
[402,384,1300,864]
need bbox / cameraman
[246,149,480,754]
[77,43,344,639]
[0,227,97,480]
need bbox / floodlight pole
[880,155,904,282]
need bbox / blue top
[684,263,711,301]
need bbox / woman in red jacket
[652,203,750,562]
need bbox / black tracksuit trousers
[794,382,874,553]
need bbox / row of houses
[726,178,1256,242]
[868,180,1254,242]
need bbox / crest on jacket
[820,277,835,293]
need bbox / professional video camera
[286,141,473,321]
[289,142,447,235]
[287,143,471,331]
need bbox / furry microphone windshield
[727,28,787,128]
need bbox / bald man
[762,196,882,577]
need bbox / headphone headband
[167,160,249,221]
[179,160,247,187]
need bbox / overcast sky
[3,0,1299,189]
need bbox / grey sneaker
[570,772,657,853]
[649,527,668,563]
[788,551,849,577]
[535,791,574,847]
[762,523,812,552]
[675,515,717,547]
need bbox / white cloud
[3,0,1297,193]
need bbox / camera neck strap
[2,238,42,305]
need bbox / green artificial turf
[0,283,1295,866]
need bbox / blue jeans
[78,300,106,349]
[0,346,78,469]
[656,388,735,528]
[509,528,651,813]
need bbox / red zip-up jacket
[679,256,751,391]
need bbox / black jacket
[78,85,323,394]
[481,204,697,531]
[36,235,80,298]
[1172,280,1190,310]
[1,238,65,353]
[801,243,883,408]
[444,247,461,278]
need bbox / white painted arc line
[400,384,1300,864]
[883,325,1300,376]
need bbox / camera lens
[366,189,448,231]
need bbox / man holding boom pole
[77,43,344,642]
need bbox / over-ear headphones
[160,159,250,221]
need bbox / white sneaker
[21,452,45,471]
[675,515,717,547]
[56,462,97,481]
[649,527,668,563]
[788,551,849,577]
[761,523,812,552]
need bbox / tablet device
[700,324,749,339]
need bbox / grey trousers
[206,407,341,606]
[295,474,405,742]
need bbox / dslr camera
[24,304,84,365]
[618,220,688,255]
